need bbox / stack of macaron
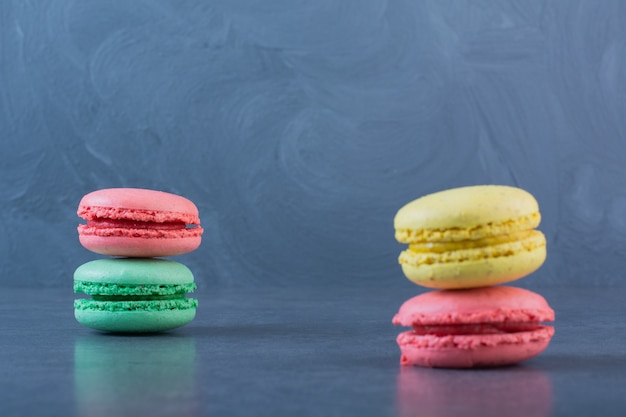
[392,185,555,368]
[74,188,203,333]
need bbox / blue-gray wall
[2,0,625,288]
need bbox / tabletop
[1,284,624,416]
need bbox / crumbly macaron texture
[74,297,198,312]
[396,328,554,368]
[78,188,201,224]
[74,281,197,296]
[74,258,194,286]
[77,225,203,239]
[400,230,546,267]
[394,185,541,243]
[396,326,554,350]
[393,286,554,327]
[398,231,546,289]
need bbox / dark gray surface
[1,285,625,416]
[3,1,626,287]
[3,2,626,412]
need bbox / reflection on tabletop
[396,364,552,417]
[74,335,198,417]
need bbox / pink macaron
[77,188,203,257]
[392,286,555,368]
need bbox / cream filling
[399,230,546,266]
[395,213,540,244]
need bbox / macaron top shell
[74,258,194,286]
[393,286,554,327]
[394,185,540,243]
[78,188,200,225]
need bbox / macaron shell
[78,188,200,224]
[399,242,546,289]
[78,233,202,257]
[394,185,540,241]
[74,306,197,333]
[393,286,555,326]
[397,327,554,368]
[74,258,195,285]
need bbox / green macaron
[74,258,198,333]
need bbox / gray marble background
[2,0,625,288]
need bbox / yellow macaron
[394,185,546,289]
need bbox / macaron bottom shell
[78,233,202,257]
[397,326,554,368]
[400,244,546,289]
[74,299,197,333]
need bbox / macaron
[392,286,555,368]
[394,185,546,289]
[74,258,198,333]
[77,188,203,257]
